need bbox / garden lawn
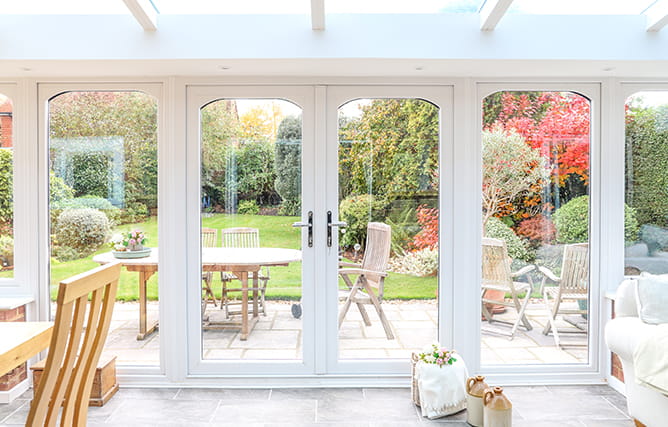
[21,213,437,301]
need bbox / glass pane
[157,0,308,15]
[625,91,668,276]
[0,94,13,280]
[337,98,439,360]
[49,91,159,366]
[328,0,481,13]
[508,0,655,15]
[481,91,590,365]
[1,0,129,14]
[200,99,303,361]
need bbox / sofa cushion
[636,274,668,324]
[605,317,656,360]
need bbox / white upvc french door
[185,85,317,376]
[323,85,454,375]
[185,84,453,378]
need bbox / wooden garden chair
[220,227,270,318]
[201,227,218,309]
[539,243,589,347]
[481,237,535,338]
[26,262,121,427]
[338,222,394,340]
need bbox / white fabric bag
[415,354,468,419]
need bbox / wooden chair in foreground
[26,262,121,427]
[338,222,394,340]
[220,227,270,318]
[539,243,589,347]
[481,237,535,338]
[201,227,218,309]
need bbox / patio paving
[103,299,588,366]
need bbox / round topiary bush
[553,195,639,244]
[54,208,110,260]
[339,194,387,250]
[484,217,530,262]
[237,199,260,215]
[51,196,120,226]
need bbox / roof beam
[311,0,325,30]
[646,0,668,32]
[479,0,514,31]
[122,0,158,31]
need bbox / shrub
[0,235,13,268]
[51,196,120,226]
[484,217,530,262]
[0,150,12,226]
[237,200,260,215]
[553,195,639,244]
[412,205,438,250]
[275,116,302,215]
[516,214,556,247]
[119,202,149,224]
[339,194,387,249]
[53,208,110,260]
[237,141,278,206]
[49,171,75,203]
[388,248,438,277]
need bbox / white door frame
[185,85,317,376]
[324,85,454,375]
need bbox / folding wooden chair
[539,243,589,347]
[481,237,535,338]
[338,222,394,340]
[201,227,218,309]
[220,227,270,318]
[26,262,120,427]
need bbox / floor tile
[106,399,220,424]
[213,399,317,424]
[176,388,271,401]
[317,397,419,423]
[271,388,363,401]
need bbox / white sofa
[605,279,668,427]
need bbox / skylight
[0,0,129,14]
[508,0,658,15]
[155,0,309,15]
[326,0,481,13]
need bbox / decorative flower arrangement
[417,343,457,367]
[110,230,147,252]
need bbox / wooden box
[31,355,118,407]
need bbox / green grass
[4,213,437,301]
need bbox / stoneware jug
[465,375,489,427]
[483,386,512,427]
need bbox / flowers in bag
[109,230,147,251]
[418,343,457,367]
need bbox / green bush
[53,208,110,260]
[339,194,387,249]
[275,116,302,215]
[51,196,120,226]
[553,195,639,244]
[484,217,530,262]
[237,141,278,206]
[0,150,12,227]
[237,200,260,215]
[0,235,13,268]
[50,171,74,203]
[119,202,149,225]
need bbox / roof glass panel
[328,0,481,13]
[0,0,129,14]
[508,0,657,15]
[155,0,309,14]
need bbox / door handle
[292,211,313,248]
[327,210,347,248]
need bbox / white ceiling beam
[122,0,158,31]
[479,0,514,31]
[646,0,668,32]
[311,0,325,31]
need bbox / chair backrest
[361,222,391,287]
[201,227,217,248]
[221,227,260,248]
[560,243,589,294]
[482,237,512,287]
[26,262,121,427]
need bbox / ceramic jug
[483,386,512,427]
[465,375,489,427]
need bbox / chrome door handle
[292,211,313,248]
[327,210,347,248]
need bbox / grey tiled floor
[0,385,632,426]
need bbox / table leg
[252,271,259,317]
[240,271,249,340]
[137,270,158,340]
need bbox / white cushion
[636,274,668,324]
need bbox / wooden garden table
[93,248,301,340]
